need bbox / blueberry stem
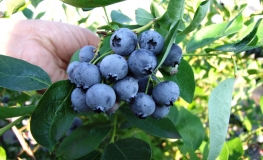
[133,16,161,34]
[92,50,113,64]
[145,75,151,94]
[90,36,105,63]
[0,116,27,136]
[110,111,118,143]
[103,7,110,25]
[183,52,232,57]
[231,56,237,78]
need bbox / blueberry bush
[0,0,263,159]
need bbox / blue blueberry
[71,88,91,112]
[139,30,164,55]
[128,49,157,78]
[99,54,128,81]
[129,92,156,119]
[86,84,116,113]
[113,76,138,102]
[151,105,170,119]
[72,62,101,89]
[66,61,80,83]
[152,81,180,106]
[110,28,137,56]
[79,45,96,62]
[163,43,182,67]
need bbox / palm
[6,20,100,83]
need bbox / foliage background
[0,0,263,159]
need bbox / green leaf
[99,36,111,55]
[57,124,111,160]
[60,0,125,8]
[216,142,229,160]
[176,107,205,150]
[160,59,195,103]
[0,146,6,160]
[101,138,151,160]
[166,0,184,21]
[22,8,33,19]
[0,105,36,119]
[208,78,235,160]
[260,96,263,114]
[70,49,80,63]
[111,10,132,24]
[166,106,179,126]
[177,0,209,37]
[119,106,181,139]
[30,80,76,153]
[76,150,101,160]
[158,0,185,29]
[31,0,42,8]
[226,138,244,159]
[34,11,45,19]
[135,8,154,25]
[0,55,51,91]
[205,18,263,53]
[6,0,26,15]
[150,1,165,18]
[156,20,180,70]
[186,9,244,52]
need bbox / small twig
[12,125,36,160]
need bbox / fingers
[39,20,101,64]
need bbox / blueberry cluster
[67,28,182,119]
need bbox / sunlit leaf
[186,9,244,52]
[208,78,235,160]
[216,142,229,160]
[135,8,154,25]
[111,10,132,24]
[0,146,6,160]
[226,138,244,159]
[178,0,209,35]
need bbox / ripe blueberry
[110,28,137,56]
[99,54,128,81]
[66,61,80,83]
[129,92,156,119]
[128,49,157,78]
[152,81,180,106]
[113,76,138,102]
[79,45,96,62]
[163,43,182,67]
[86,84,116,113]
[71,88,91,112]
[151,105,170,119]
[139,30,164,55]
[72,62,101,89]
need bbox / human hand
[1,19,100,83]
